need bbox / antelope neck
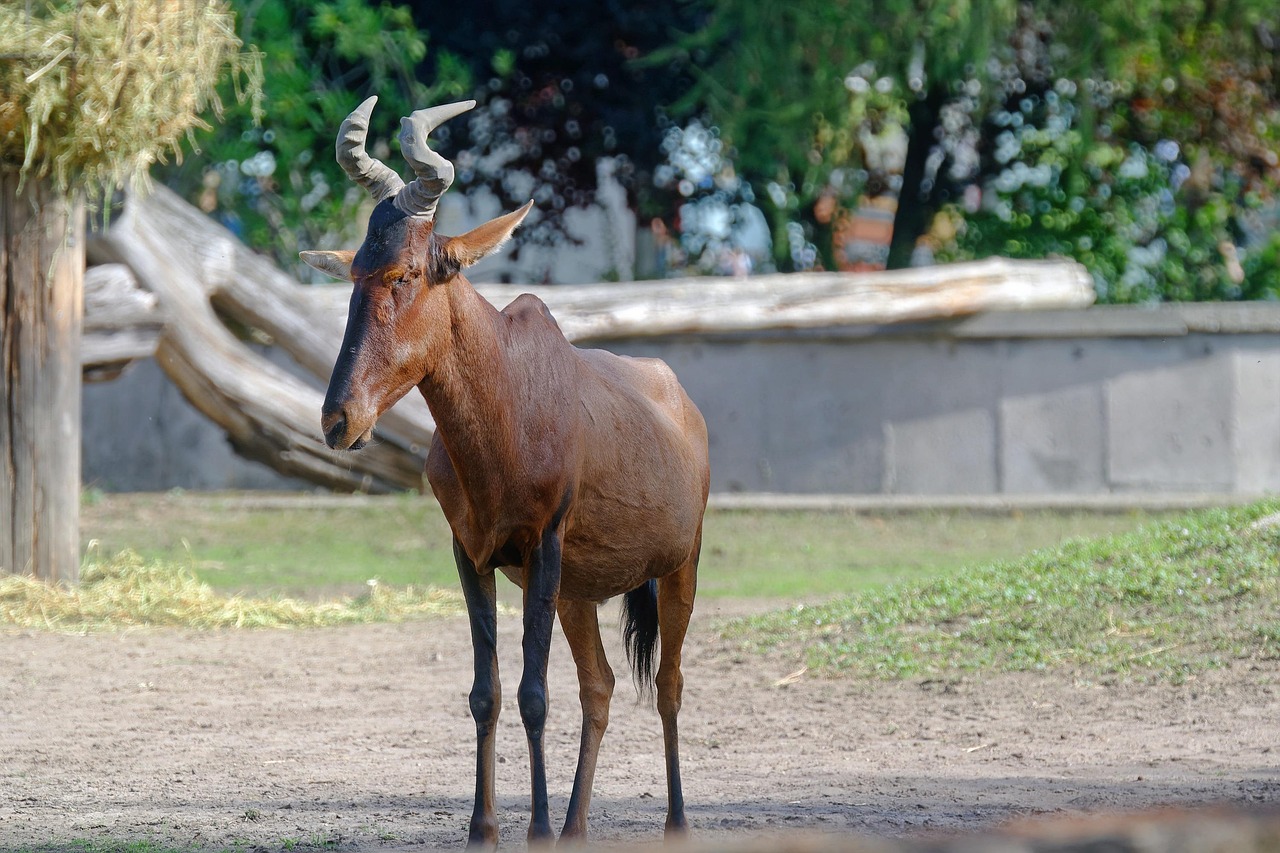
[417,277,518,479]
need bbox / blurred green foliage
[162,0,471,273]
[941,10,1280,301]
[655,0,1015,268]
[158,0,1278,300]
[160,0,701,276]
[675,0,1280,299]
[942,85,1280,301]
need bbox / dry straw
[0,0,262,199]
[0,551,467,630]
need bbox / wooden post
[1,172,84,583]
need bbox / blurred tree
[672,0,1016,269]
[164,0,706,274]
[411,0,706,249]
[950,3,1280,300]
[679,0,1278,275]
[162,0,471,272]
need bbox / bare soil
[2,601,1278,851]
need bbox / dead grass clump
[0,0,261,198]
[0,551,466,631]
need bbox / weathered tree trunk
[1,173,84,582]
[887,85,947,270]
[82,263,163,382]
[89,185,436,448]
[462,258,1096,341]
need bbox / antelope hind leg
[656,548,698,837]
[556,598,615,841]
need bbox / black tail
[622,579,659,697]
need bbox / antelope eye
[387,269,413,287]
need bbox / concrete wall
[619,302,1280,496]
[82,349,312,492]
[83,303,1280,496]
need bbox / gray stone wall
[82,351,311,493]
[83,303,1280,496]
[602,303,1280,496]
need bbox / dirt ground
[2,600,1278,851]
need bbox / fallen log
[82,263,163,382]
[93,185,436,450]
[90,198,429,494]
[469,258,1097,342]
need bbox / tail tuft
[621,579,659,697]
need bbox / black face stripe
[327,199,410,413]
[322,283,380,415]
[352,199,413,280]
[324,199,434,416]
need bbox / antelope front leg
[519,527,563,844]
[454,539,501,849]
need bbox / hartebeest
[300,97,710,846]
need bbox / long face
[300,96,532,452]
[320,201,438,451]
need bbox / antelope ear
[442,201,534,270]
[299,250,356,280]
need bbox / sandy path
[2,605,1277,850]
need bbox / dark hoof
[527,824,556,848]
[466,819,498,849]
[557,827,587,847]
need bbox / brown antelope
[300,97,710,847]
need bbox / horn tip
[352,95,379,118]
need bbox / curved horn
[336,96,405,203]
[394,100,476,219]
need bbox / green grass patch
[28,843,195,853]
[81,493,1175,602]
[81,493,458,600]
[698,507,1168,599]
[0,550,464,631]
[724,501,1280,681]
